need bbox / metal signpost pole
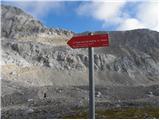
[67,32,109,119]
[88,46,95,118]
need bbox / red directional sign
[67,34,109,49]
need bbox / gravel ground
[1,85,159,119]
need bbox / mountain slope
[1,4,159,87]
[1,5,73,44]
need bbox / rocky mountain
[1,5,73,44]
[1,4,159,119]
[1,4,159,87]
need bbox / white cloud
[4,1,64,19]
[119,0,159,31]
[77,0,127,25]
[136,1,159,30]
[117,18,145,30]
[77,0,159,31]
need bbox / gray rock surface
[2,28,158,85]
[1,5,73,39]
[1,5,43,38]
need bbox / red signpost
[67,34,109,48]
[67,33,109,119]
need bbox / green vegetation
[64,107,159,119]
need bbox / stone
[147,91,154,97]
[9,72,16,75]
[25,108,34,114]
[27,99,33,102]
[96,91,102,98]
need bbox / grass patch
[64,107,159,119]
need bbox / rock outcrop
[1,5,73,44]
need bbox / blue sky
[2,0,159,33]
[41,2,106,32]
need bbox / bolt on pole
[88,32,95,119]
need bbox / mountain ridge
[1,4,74,45]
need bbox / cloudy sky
[2,0,159,33]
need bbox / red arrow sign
[67,34,109,49]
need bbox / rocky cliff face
[1,5,159,87]
[1,5,73,44]
[1,5,43,38]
